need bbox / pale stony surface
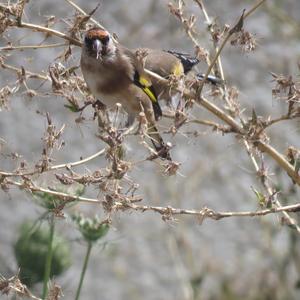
[0,1,300,299]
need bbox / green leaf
[64,104,79,112]
[252,187,265,207]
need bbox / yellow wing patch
[133,70,162,120]
[136,74,157,103]
[172,61,184,76]
[139,76,151,87]
[142,86,157,103]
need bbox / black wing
[165,50,199,74]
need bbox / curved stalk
[75,241,93,300]
[42,215,55,299]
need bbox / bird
[80,27,170,159]
[80,27,220,159]
[140,48,222,104]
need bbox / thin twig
[195,0,299,230]
[114,201,300,221]
[255,141,300,186]
[64,0,104,29]
[195,0,228,105]
[7,180,101,204]
[64,0,119,44]
[244,0,267,19]
[163,111,225,130]
[5,179,300,222]
[0,148,106,177]
[244,140,300,233]
[196,0,266,93]
[1,62,49,80]
[49,148,106,170]
[19,22,82,46]
[0,273,42,300]
[186,119,219,128]
[0,43,67,51]
[263,114,298,128]
[144,69,300,186]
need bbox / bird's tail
[196,73,223,85]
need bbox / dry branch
[0,0,299,230]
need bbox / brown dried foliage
[0,0,299,255]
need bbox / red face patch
[86,28,109,41]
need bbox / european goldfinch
[81,28,170,159]
[80,27,219,159]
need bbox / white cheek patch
[103,39,117,62]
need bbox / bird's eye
[84,36,92,46]
[101,35,109,45]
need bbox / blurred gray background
[0,0,300,299]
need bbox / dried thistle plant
[230,29,257,52]
[0,8,300,298]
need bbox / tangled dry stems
[0,0,299,232]
[0,1,300,297]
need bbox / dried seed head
[230,29,257,52]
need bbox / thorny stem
[244,140,300,233]
[64,0,103,29]
[187,118,225,128]
[0,274,42,300]
[116,201,300,221]
[18,22,82,46]
[7,180,102,203]
[49,148,106,170]
[198,96,241,131]
[196,0,266,95]
[244,0,267,19]
[163,111,225,130]
[263,114,297,128]
[5,179,143,204]
[0,43,67,51]
[6,177,300,220]
[197,31,232,94]
[197,0,260,94]
[0,0,298,225]
[42,214,55,299]
[75,241,93,300]
[255,142,300,186]
[195,0,227,103]
[64,0,119,44]
[1,62,49,81]
[195,0,300,229]
[146,69,300,186]
[3,15,298,184]
[0,148,106,177]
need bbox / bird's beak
[92,39,101,59]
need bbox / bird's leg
[92,99,107,111]
[147,124,172,161]
[125,113,136,128]
[93,99,109,132]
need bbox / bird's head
[83,28,116,60]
